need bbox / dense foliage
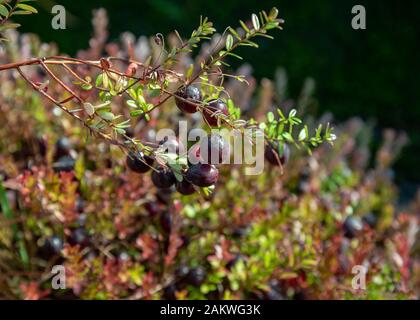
[0,7,419,300]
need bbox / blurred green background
[15,0,419,189]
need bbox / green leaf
[239,20,250,33]
[228,27,241,40]
[0,180,13,221]
[226,34,233,51]
[0,23,20,32]
[98,111,114,121]
[95,73,103,87]
[0,4,8,17]
[83,102,95,116]
[16,3,38,13]
[130,110,143,117]
[126,100,138,109]
[251,13,260,30]
[81,83,93,91]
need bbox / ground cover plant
[0,3,419,300]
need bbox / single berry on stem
[185,164,219,187]
[264,141,290,166]
[68,227,90,247]
[343,216,363,238]
[203,99,229,127]
[126,151,154,173]
[176,179,196,195]
[53,155,75,172]
[200,133,230,165]
[152,167,176,188]
[175,85,202,114]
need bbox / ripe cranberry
[175,85,202,113]
[40,236,63,259]
[159,136,185,154]
[68,228,90,247]
[163,284,178,300]
[54,137,72,160]
[200,133,230,164]
[187,267,206,286]
[185,164,219,187]
[53,155,75,172]
[156,188,174,204]
[203,99,229,127]
[176,265,191,279]
[264,141,290,166]
[152,167,176,188]
[176,179,196,195]
[126,151,154,173]
[362,213,377,228]
[343,216,363,238]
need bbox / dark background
[15,0,419,189]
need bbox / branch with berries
[0,7,336,196]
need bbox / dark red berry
[54,137,72,160]
[163,284,178,300]
[152,167,176,188]
[343,216,363,238]
[176,179,196,195]
[175,85,202,113]
[40,236,63,259]
[159,136,185,154]
[126,151,154,173]
[185,164,219,187]
[203,99,229,127]
[176,265,191,279]
[53,155,75,172]
[187,267,206,286]
[200,133,230,164]
[362,213,377,228]
[156,188,174,204]
[264,141,290,166]
[68,228,89,247]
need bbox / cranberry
[175,85,202,113]
[203,99,229,127]
[54,137,72,160]
[176,179,196,195]
[187,267,206,286]
[126,151,154,173]
[264,141,290,166]
[152,167,176,188]
[185,164,219,187]
[200,133,230,164]
[40,236,63,259]
[362,213,377,228]
[53,156,75,172]
[343,216,363,238]
[68,228,90,247]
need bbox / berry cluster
[125,85,235,195]
[126,84,293,195]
